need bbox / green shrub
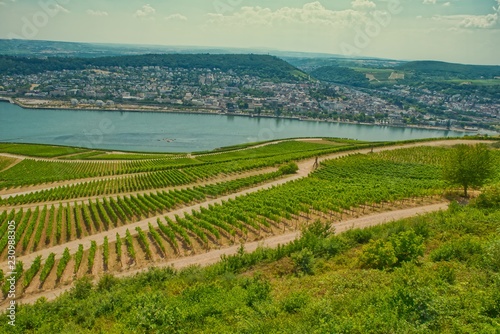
[281,292,309,314]
[71,276,93,300]
[390,230,424,263]
[242,275,271,307]
[473,185,500,209]
[343,228,373,245]
[278,162,299,175]
[430,237,483,263]
[291,248,315,275]
[359,239,397,270]
[483,239,500,271]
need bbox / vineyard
[0,138,497,308]
[0,140,356,189]
[0,171,286,258]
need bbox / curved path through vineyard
[0,139,298,197]
[0,139,490,270]
[0,139,493,309]
[2,202,448,309]
[0,138,290,164]
[0,167,279,209]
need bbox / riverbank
[2,97,481,135]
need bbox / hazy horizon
[1,0,499,65]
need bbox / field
[0,143,90,158]
[0,137,498,332]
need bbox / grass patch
[0,143,89,158]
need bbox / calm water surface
[0,102,465,152]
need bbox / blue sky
[0,0,499,64]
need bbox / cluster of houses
[0,65,498,131]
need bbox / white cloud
[165,13,187,21]
[87,10,108,17]
[207,2,371,28]
[434,14,498,29]
[352,0,376,10]
[460,14,498,28]
[432,1,500,29]
[134,4,155,18]
[423,0,437,4]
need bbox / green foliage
[102,237,109,269]
[359,229,424,269]
[311,66,369,87]
[56,248,71,280]
[281,292,309,314]
[291,248,315,275]
[473,185,500,209]
[0,156,16,171]
[97,274,118,292]
[2,206,500,333]
[389,264,438,325]
[39,253,55,283]
[0,143,88,158]
[278,162,299,175]
[482,239,500,271]
[0,54,306,81]
[242,275,272,307]
[430,237,483,263]
[88,241,97,273]
[71,276,93,300]
[399,60,500,80]
[391,230,424,263]
[74,244,84,274]
[23,256,41,287]
[359,239,398,270]
[125,229,136,260]
[135,227,152,260]
[442,144,494,196]
[115,233,122,262]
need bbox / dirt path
[0,167,278,209]
[1,139,487,269]
[0,139,490,198]
[0,170,152,197]
[3,202,448,309]
[0,140,487,269]
[0,138,291,164]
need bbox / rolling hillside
[0,54,308,82]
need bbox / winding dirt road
[0,139,492,309]
[2,202,448,309]
[0,139,489,271]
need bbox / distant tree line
[0,54,306,82]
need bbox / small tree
[442,144,494,197]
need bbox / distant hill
[0,54,308,82]
[398,61,500,80]
[309,66,369,87]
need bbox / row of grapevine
[0,156,205,189]
[0,172,285,259]
[56,248,71,281]
[1,142,346,205]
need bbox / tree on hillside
[442,143,494,197]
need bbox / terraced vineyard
[0,138,497,307]
[0,140,359,189]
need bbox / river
[0,102,465,152]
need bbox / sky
[0,0,499,65]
